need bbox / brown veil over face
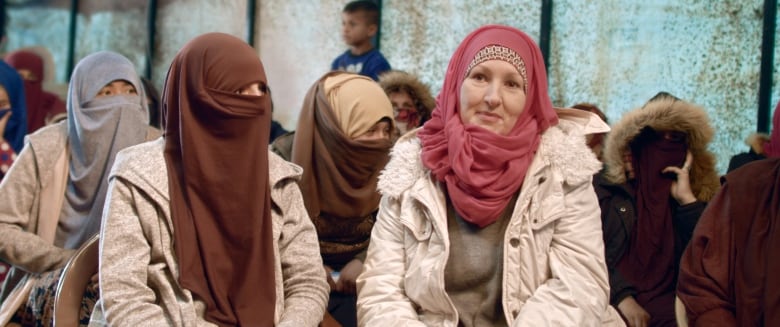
[162,32,274,326]
[291,72,393,222]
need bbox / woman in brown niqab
[163,33,275,326]
[98,32,328,327]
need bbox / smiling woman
[357,24,624,326]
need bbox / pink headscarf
[418,25,558,228]
[763,101,780,158]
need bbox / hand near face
[662,151,697,205]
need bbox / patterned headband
[465,45,527,92]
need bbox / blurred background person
[378,70,434,137]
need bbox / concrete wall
[3,0,778,174]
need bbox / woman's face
[354,118,392,142]
[389,90,415,134]
[96,80,137,98]
[459,60,526,136]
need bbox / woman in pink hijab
[357,25,623,326]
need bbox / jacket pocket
[529,184,566,231]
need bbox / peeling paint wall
[3,0,778,174]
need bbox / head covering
[763,101,780,157]
[0,60,27,152]
[162,32,275,326]
[291,71,393,230]
[378,70,435,130]
[417,25,558,228]
[5,50,67,133]
[602,95,719,201]
[59,51,148,249]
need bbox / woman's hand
[334,259,363,295]
[617,296,650,327]
[662,151,697,205]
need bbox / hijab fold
[163,33,275,326]
[418,25,558,228]
[60,51,148,249]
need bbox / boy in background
[331,0,390,81]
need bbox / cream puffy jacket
[357,109,625,326]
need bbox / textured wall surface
[549,0,766,174]
[256,0,344,130]
[74,1,147,80]
[381,1,540,98]
[152,0,248,89]
[3,0,779,174]
[3,6,71,83]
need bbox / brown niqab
[162,33,274,326]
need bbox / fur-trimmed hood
[378,70,436,122]
[602,97,720,202]
[378,109,608,197]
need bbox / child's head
[341,0,379,48]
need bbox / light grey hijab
[57,51,149,249]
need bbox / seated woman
[678,157,780,326]
[0,51,156,326]
[5,48,67,133]
[356,24,623,326]
[272,71,395,327]
[596,92,719,326]
[97,33,328,327]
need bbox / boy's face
[341,11,376,47]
